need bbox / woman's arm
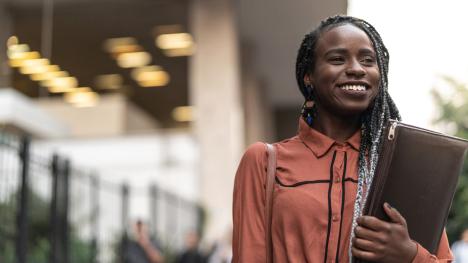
[135,223,164,263]
[352,203,453,263]
[232,142,268,263]
[138,240,164,263]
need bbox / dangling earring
[301,84,315,126]
[302,100,315,126]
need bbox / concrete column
[241,44,274,145]
[0,3,13,87]
[189,0,244,242]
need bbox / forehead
[316,24,375,54]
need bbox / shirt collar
[298,118,361,158]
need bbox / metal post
[120,183,129,263]
[149,184,158,237]
[15,136,30,263]
[196,205,204,238]
[90,175,99,263]
[49,156,70,263]
[61,159,70,263]
[165,191,171,241]
[121,183,129,237]
[49,154,60,263]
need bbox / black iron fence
[0,131,202,263]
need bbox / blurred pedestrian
[206,242,231,263]
[123,219,164,263]
[452,228,468,263]
[175,231,205,263]
[206,229,231,263]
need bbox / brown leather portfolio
[356,120,468,262]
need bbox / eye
[361,56,376,66]
[328,56,345,64]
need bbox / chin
[336,104,372,117]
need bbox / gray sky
[349,0,468,130]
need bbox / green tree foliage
[432,76,468,243]
[0,189,92,263]
[0,189,51,263]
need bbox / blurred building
[0,0,347,250]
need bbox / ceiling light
[7,44,30,55]
[8,51,43,68]
[138,77,169,87]
[6,36,19,47]
[42,76,78,93]
[103,37,137,52]
[131,66,170,87]
[156,33,194,50]
[15,58,50,70]
[30,71,69,81]
[20,64,59,75]
[163,46,195,57]
[110,44,142,56]
[131,65,161,80]
[48,86,77,93]
[172,106,195,122]
[8,51,41,61]
[64,88,99,108]
[116,51,151,68]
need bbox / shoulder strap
[265,143,277,263]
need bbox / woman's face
[306,24,380,117]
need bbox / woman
[232,15,453,262]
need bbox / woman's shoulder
[241,142,268,160]
[241,136,295,158]
[235,143,268,184]
[243,136,300,156]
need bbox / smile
[338,84,367,91]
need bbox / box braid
[295,15,401,259]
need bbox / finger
[357,215,390,232]
[383,202,407,226]
[351,247,378,261]
[354,225,381,242]
[352,237,377,252]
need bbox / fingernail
[385,202,392,209]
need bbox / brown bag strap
[265,143,276,263]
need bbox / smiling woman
[232,15,454,263]
[305,24,380,119]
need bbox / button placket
[332,215,339,222]
[327,150,345,262]
[334,176,341,183]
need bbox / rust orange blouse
[232,118,453,263]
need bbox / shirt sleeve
[232,142,268,263]
[412,229,454,263]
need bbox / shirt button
[332,215,339,222]
[335,176,341,183]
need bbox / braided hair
[295,15,401,258]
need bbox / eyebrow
[324,48,376,56]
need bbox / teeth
[340,85,366,91]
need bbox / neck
[311,107,361,143]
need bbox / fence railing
[0,131,202,263]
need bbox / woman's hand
[351,202,417,263]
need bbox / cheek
[314,66,341,85]
[370,69,381,100]
[371,68,380,86]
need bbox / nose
[345,60,366,78]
